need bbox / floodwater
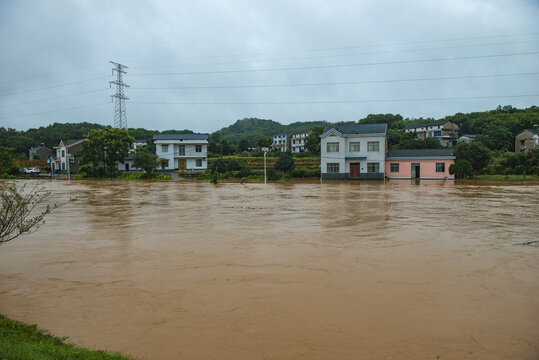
[1,179,538,360]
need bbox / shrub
[449,159,473,179]
[268,169,283,181]
[211,159,227,174]
[274,152,295,174]
[226,159,242,172]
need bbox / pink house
[385,149,455,180]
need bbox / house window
[161,144,168,153]
[349,142,360,152]
[434,131,442,136]
[327,142,339,152]
[327,163,339,173]
[196,159,203,167]
[436,163,445,172]
[367,141,379,151]
[61,150,65,157]
[390,163,399,172]
[520,140,525,146]
[178,145,185,156]
[195,145,202,153]
[367,162,379,173]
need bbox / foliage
[226,159,243,172]
[358,113,405,129]
[0,182,56,246]
[133,147,160,177]
[0,147,18,176]
[238,138,250,152]
[257,136,273,148]
[81,128,134,178]
[117,172,171,181]
[267,169,283,181]
[500,148,539,175]
[390,132,444,149]
[274,152,295,174]
[0,313,129,359]
[449,159,474,179]
[453,141,491,174]
[305,126,325,155]
[211,159,227,174]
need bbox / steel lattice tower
[110,61,129,129]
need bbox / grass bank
[0,314,130,360]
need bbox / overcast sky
[1,0,538,133]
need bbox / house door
[411,163,420,179]
[350,163,360,179]
[125,163,129,171]
[178,159,186,171]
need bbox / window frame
[195,145,202,153]
[327,163,340,173]
[436,163,446,173]
[349,142,360,152]
[196,159,203,167]
[161,144,169,153]
[390,163,399,172]
[367,162,380,173]
[367,141,379,152]
[327,142,339,153]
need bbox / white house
[118,139,148,171]
[320,124,387,180]
[403,120,459,147]
[290,131,311,153]
[153,133,208,171]
[271,133,291,152]
[50,139,87,174]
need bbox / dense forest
[1,105,538,159]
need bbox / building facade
[290,131,311,153]
[515,129,539,153]
[404,120,459,147]
[321,124,387,180]
[28,143,53,160]
[385,149,455,180]
[153,133,208,171]
[50,139,87,174]
[271,133,291,152]
[458,134,477,144]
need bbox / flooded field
[1,180,538,359]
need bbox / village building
[385,148,455,180]
[154,133,208,172]
[403,120,459,147]
[515,128,539,153]
[28,143,53,160]
[118,139,148,171]
[458,134,477,144]
[320,124,387,180]
[50,139,87,174]
[271,133,291,152]
[290,131,311,153]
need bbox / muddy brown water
[1,180,538,359]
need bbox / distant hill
[211,117,356,143]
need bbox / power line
[0,102,110,120]
[2,88,109,107]
[130,72,539,90]
[124,31,539,63]
[0,75,109,97]
[130,94,539,106]
[130,39,539,70]
[130,51,539,76]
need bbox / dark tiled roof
[323,123,387,135]
[387,148,455,158]
[153,133,208,140]
[403,120,450,130]
[518,128,539,135]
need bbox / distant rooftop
[403,120,451,130]
[153,133,208,141]
[322,123,387,135]
[387,148,455,158]
[519,128,539,135]
[460,134,477,138]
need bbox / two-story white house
[271,133,291,152]
[320,124,387,180]
[290,131,311,153]
[153,133,208,171]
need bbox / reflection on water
[0,180,538,360]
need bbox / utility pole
[110,61,129,130]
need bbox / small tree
[133,147,160,178]
[274,152,295,174]
[238,139,250,152]
[1,182,56,246]
[0,147,18,176]
[211,159,227,174]
[449,159,473,179]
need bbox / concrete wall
[385,158,454,179]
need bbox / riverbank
[0,314,129,360]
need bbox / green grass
[0,314,131,360]
[474,174,539,180]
